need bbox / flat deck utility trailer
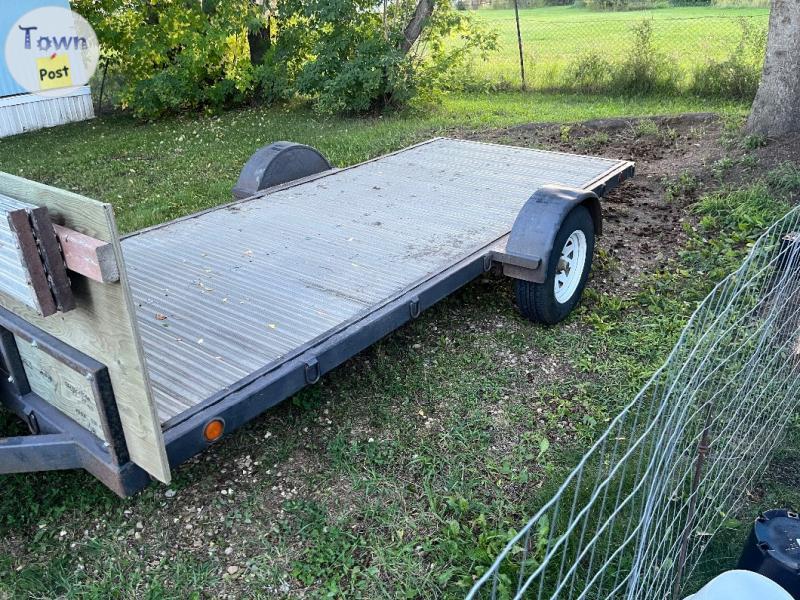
[0,138,633,495]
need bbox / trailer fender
[500,185,601,283]
[233,141,333,199]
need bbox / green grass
[1,98,796,598]
[0,92,745,233]
[464,6,769,87]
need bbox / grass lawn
[466,6,770,87]
[0,91,745,233]
[1,93,798,598]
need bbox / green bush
[690,18,766,99]
[280,0,496,114]
[564,19,679,94]
[582,0,671,11]
[564,51,614,92]
[74,0,496,117]
[74,0,261,117]
[610,19,680,93]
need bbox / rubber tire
[515,204,595,325]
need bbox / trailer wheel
[515,205,595,325]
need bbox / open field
[465,6,770,87]
[1,93,799,597]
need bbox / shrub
[74,0,262,117]
[564,19,679,95]
[582,0,670,11]
[75,0,497,117]
[690,18,766,99]
[610,19,680,94]
[275,0,496,114]
[564,51,614,92]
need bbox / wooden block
[53,223,120,283]
[0,172,170,484]
[5,209,58,317]
[29,208,76,313]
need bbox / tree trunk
[247,0,271,66]
[746,0,800,137]
[248,18,271,66]
[400,0,435,54]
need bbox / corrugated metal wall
[0,87,93,137]
[0,0,94,137]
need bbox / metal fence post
[512,0,526,90]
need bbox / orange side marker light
[203,419,225,442]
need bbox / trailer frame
[0,138,633,495]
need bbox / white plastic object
[683,570,793,600]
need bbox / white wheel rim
[554,230,588,304]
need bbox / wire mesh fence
[459,3,769,94]
[466,205,800,600]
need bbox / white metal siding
[0,87,94,138]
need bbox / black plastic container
[738,509,800,599]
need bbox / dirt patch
[462,113,729,295]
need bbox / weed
[633,118,661,137]
[575,131,610,151]
[690,18,767,99]
[739,153,758,168]
[564,19,682,96]
[693,182,788,238]
[765,162,800,196]
[712,156,735,180]
[564,52,615,93]
[742,133,768,149]
[285,500,376,594]
[560,125,572,142]
[662,170,700,202]
[610,19,681,95]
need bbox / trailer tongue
[0,138,633,496]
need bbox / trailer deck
[0,136,633,494]
[121,139,628,427]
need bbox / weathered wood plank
[6,209,57,317]
[29,207,76,312]
[0,172,170,483]
[15,336,107,442]
[53,224,120,283]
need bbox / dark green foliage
[73,0,262,117]
[282,0,497,113]
[74,0,496,117]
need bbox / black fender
[233,141,333,199]
[499,185,601,283]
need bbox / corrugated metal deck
[121,138,625,424]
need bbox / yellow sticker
[36,53,73,90]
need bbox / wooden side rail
[0,171,170,484]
